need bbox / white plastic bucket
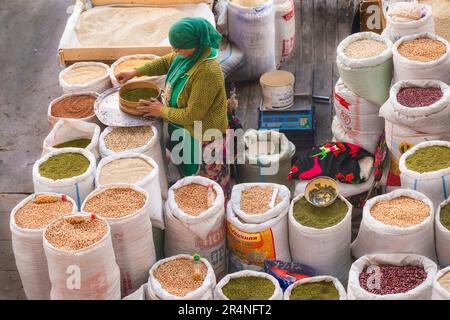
[260,70,295,110]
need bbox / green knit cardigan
[136,52,228,138]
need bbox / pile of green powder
[440,203,450,231]
[405,146,450,173]
[221,276,275,300]
[121,88,159,102]
[290,281,340,300]
[39,153,90,180]
[293,197,348,229]
[53,138,91,149]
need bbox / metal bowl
[305,176,339,207]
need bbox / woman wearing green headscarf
[116,17,230,195]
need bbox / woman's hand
[116,70,138,84]
[137,99,163,117]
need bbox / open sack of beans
[43,213,121,299]
[331,116,380,154]
[109,54,165,88]
[289,193,353,284]
[284,276,347,300]
[42,119,101,161]
[432,266,450,300]
[95,153,164,229]
[393,32,450,84]
[336,32,393,106]
[333,78,384,135]
[214,270,283,300]
[351,189,436,261]
[436,198,450,267]
[146,254,216,300]
[227,183,291,272]
[81,184,156,297]
[99,125,168,200]
[399,140,450,208]
[10,193,76,299]
[33,148,96,208]
[347,253,437,300]
[165,176,226,279]
[59,62,111,94]
[382,2,434,42]
[47,92,99,126]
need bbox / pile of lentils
[51,95,96,119]
[153,258,207,297]
[39,152,90,180]
[221,276,275,300]
[83,187,146,219]
[370,196,430,228]
[438,270,450,293]
[440,202,450,231]
[396,87,443,107]
[104,126,154,152]
[45,215,108,251]
[359,265,427,295]
[15,195,73,229]
[240,186,282,215]
[293,196,348,229]
[53,138,91,149]
[397,37,447,62]
[289,281,340,300]
[174,183,216,216]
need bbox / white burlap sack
[10,193,77,300]
[284,276,347,300]
[380,80,450,134]
[146,254,216,300]
[331,116,380,154]
[347,253,437,300]
[47,92,99,126]
[399,140,450,208]
[95,153,164,229]
[289,194,353,284]
[214,270,283,300]
[109,54,166,88]
[227,0,276,81]
[352,189,436,261]
[274,0,295,68]
[42,119,100,161]
[43,214,121,300]
[336,32,393,106]
[59,62,111,94]
[382,3,435,42]
[81,184,156,297]
[33,148,96,209]
[165,176,226,279]
[334,78,382,115]
[431,266,450,300]
[436,198,450,267]
[123,284,148,300]
[218,37,244,79]
[393,33,450,84]
[227,183,291,271]
[99,125,168,200]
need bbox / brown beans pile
[104,126,154,152]
[240,186,282,215]
[83,187,146,218]
[359,265,427,295]
[174,183,216,216]
[397,38,447,62]
[370,196,430,227]
[153,258,207,296]
[15,195,73,229]
[397,87,443,107]
[51,95,96,119]
[45,216,108,251]
[344,39,387,59]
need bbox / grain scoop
[305,176,339,207]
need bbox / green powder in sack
[293,197,348,229]
[121,88,159,102]
[405,146,450,173]
[440,203,450,231]
[221,276,275,300]
[53,138,91,149]
[289,281,340,300]
[39,153,90,180]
